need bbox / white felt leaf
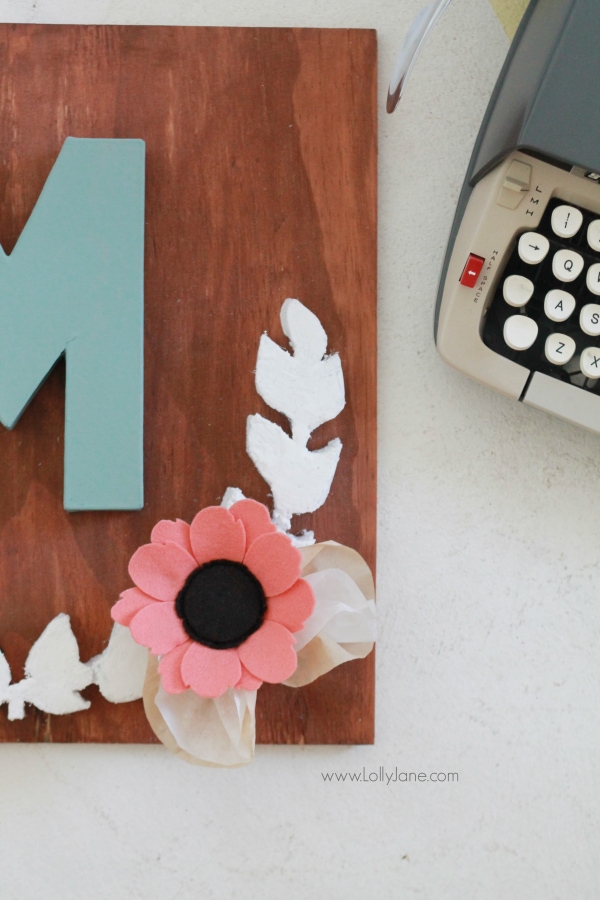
[255,300,345,445]
[247,413,342,530]
[20,613,93,716]
[88,623,148,704]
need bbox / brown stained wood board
[0,25,377,744]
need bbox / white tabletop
[1,2,599,898]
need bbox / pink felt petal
[129,601,189,655]
[230,499,276,553]
[151,518,193,556]
[189,506,246,566]
[111,587,156,626]
[128,541,197,602]
[265,578,315,633]
[244,532,302,597]
[181,643,242,699]
[235,665,263,692]
[158,642,191,694]
[239,621,297,683]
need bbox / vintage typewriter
[433,0,600,433]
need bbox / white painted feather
[281,296,329,360]
[0,650,11,706]
[87,623,148,704]
[220,486,246,509]
[246,413,342,532]
[255,299,345,446]
[12,614,93,719]
[248,299,345,537]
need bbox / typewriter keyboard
[482,197,600,393]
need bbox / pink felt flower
[112,500,315,698]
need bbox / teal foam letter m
[0,138,145,510]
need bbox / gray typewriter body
[436,0,600,433]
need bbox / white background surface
[1,1,599,897]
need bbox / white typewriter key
[551,204,583,238]
[586,263,600,295]
[503,315,538,351]
[552,248,584,282]
[503,274,534,307]
[580,303,600,336]
[588,220,600,252]
[544,289,576,322]
[580,346,600,379]
[518,232,550,264]
[544,333,576,365]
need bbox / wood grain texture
[0,25,377,744]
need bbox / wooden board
[0,25,377,744]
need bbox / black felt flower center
[175,559,267,650]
